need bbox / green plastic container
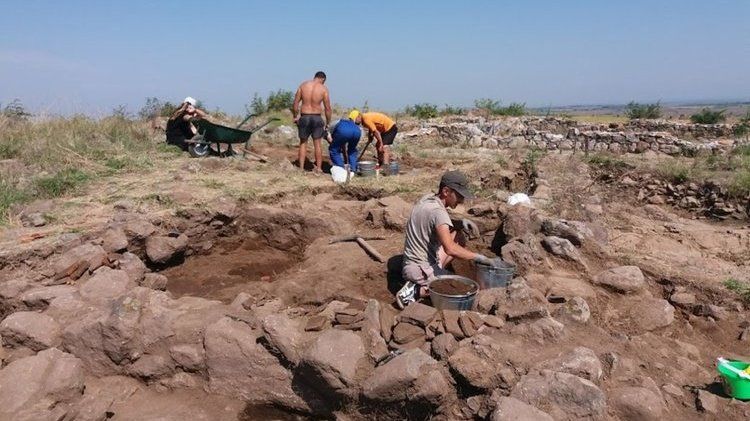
[717,360,750,400]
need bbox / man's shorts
[297,114,325,140]
[381,125,398,146]
[402,261,452,288]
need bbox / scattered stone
[628,298,675,332]
[491,396,553,421]
[459,312,480,337]
[398,302,437,327]
[262,313,304,365]
[611,387,664,421]
[694,304,729,320]
[118,252,147,284]
[141,273,168,290]
[123,219,156,240]
[503,205,542,239]
[379,305,397,343]
[511,370,606,419]
[19,284,77,310]
[301,329,366,394]
[362,348,445,403]
[475,288,505,314]
[669,291,696,309]
[0,348,85,419]
[541,219,586,246]
[392,322,426,344]
[0,311,61,351]
[52,243,107,279]
[482,314,505,329]
[102,227,128,253]
[169,344,205,372]
[514,317,565,344]
[695,390,718,414]
[145,234,189,265]
[431,333,457,360]
[542,236,586,266]
[22,212,47,227]
[553,296,591,324]
[592,266,646,294]
[127,354,173,380]
[441,310,464,339]
[305,315,329,332]
[78,267,134,304]
[448,346,505,390]
[539,347,602,383]
[661,383,684,398]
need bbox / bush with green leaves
[441,104,465,115]
[625,101,661,119]
[733,108,750,138]
[138,97,179,119]
[405,103,438,119]
[266,89,294,112]
[247,93,267,115]
[690,108,726,124]
[1,99,31,120]
[474,98,526,116]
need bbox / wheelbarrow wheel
[188,143,210,158]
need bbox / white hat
[184,96,197,106]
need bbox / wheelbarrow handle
[249,118,281,134]
[235,113,258,129]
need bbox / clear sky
[1,0,749,116]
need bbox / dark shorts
[297,114,325,140]
[381,125,398,146]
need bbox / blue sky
[1,0,748,116]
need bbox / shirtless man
[292,71,332,172]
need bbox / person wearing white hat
[165,96,208,151]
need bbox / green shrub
[724,278,750,303]
[474,99,526,116]
[625,101,662,119]
[1,99,31,120]
[266,89,294,112]
[734,108,750,138]
[658,162,694,184]
[522,148,545,176]
[0,180,28,223]
[690,108,726,124]
[247,92,267,115]
[138,97,179,119]
[441,105,465,115]
[405,103,438,119]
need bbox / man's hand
[293,116,299,125]
[376,141,384,153]
[460,218,480,239]
[473,254,493,266]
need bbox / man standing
[328,110,363,171]
[353,111,398,168]
[292,71,332,172]
[397,170,498,308]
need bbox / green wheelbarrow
[186,115,279,158]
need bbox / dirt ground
[2,132,750,420]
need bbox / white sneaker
[396,281,418,309]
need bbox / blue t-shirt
[331,118,361,141]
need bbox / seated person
[398,170,499,309]
[165,96,207,151]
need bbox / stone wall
[400,117,743,156]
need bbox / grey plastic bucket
[476,260,516,289]
[428,275,479,311]
[359,161,376,177]
[386,161,399,176]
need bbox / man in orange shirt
[353,111,398,168]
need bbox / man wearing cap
[292,71,332,172]
[397,170,497,308]
[352,110,398,168]
[165,97,208,151]
[327,110,363,172]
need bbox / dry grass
[570,114,629,124]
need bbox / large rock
[538,347,602,383]
[502,205,541,239]
[611,387,664,421]
[491,396,554,421]
[552,297,591,324]
[118,252,147,284]
[448,345,508,390]
[0,348,84,419]
[593,266,646,294]
[362,348,447,403]
[431,333,458,360]
[541,236,586,267]
[1,311,61,351]
[500,235,546,274]
[398,302,437,327]
[141,273,168,290]
[78,267,135,304]
[300,329,366,395]
[169,343,205,372]
[51,243,107,278]
[627,298,675,332]
[145,234,189,265]
[511,370,606,419]
[101,227,128,253]
[19,284,77,310]
[262,312,305,365]
[541,219,588,247]
[203,317,313,412]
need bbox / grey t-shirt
[403,194,453,266]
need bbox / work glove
[460,218,480,239]
[473,254,493,266]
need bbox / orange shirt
[361,112,395,133]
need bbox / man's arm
[292,86,302,123]
[436,224,477,261]
[323,88,332,127]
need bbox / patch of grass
[728,169,750,197]
[690,108,726,124]
[656,161,696,184]
[495,155,508,167]
[586,153,630,170]
[139,193,174,207]
[625,101,662,119]
[474,98,527,116]
[570,114,628,124]
[404,103,438,119]
[724,278,750,303]
[200,178,226,189]
[0,180,29,223]
[35,169,91,198]
[521,148,545,176]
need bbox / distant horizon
[2,1,748,116]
